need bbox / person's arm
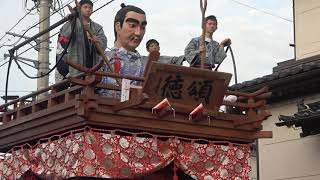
[56,22,73,77]
[214,38,231,64]
[87,23,108,68]
[58,21,74,50]
[88,22,108,51]
[170,55,186,65]
[94,26,108,51]
[184,38,200,65]
[213,41,227,64]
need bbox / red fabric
[0,128,251,179]
[113,55,121,74]
[58,35,69,44]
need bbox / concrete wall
[250,152,258,180]
[258,94,320,180]
[295,0,320,60]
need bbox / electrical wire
[4,0,116,104]
[57,0,66,17]
[93,0,115,13]
[228,0,293,22]
[0,61,9,68]
[3,15,74,105]
[215,44,238,89]
[17,31,59,57]
[52,0,66,18]
[13,16,76,79]
[0,33,40,49]
[27,0,73,32]
[0,90,33,93]
[24,0,39,14]
[0,0,74,49]
[0,6,36,43]
[1,0,101,49]
[228,46,238,89]
[16,59,37,69]
[4,53,13,104]
[15,0,114,66]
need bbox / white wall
[258,94,320,180]
[295,0,320,60]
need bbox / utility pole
[37,0,52,95]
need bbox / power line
[228,0,293,22]
[6,0,115,82]
[0,0,101,49]
[24,0,39,12]
[93,0,114,13]
[52,0,67,18]
[16,0,111,60]
[12,12,78,80]
[17,31,59,57]
[0,6,36,43]
[0,90,33,93]
[0,0,74,49]
[24,0,73,32]
[0,61,8,68]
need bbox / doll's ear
[115,22,121,32]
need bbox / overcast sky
[0,0,293,103]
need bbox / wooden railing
[0,52,272,146]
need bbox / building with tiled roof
[230,1,320,179]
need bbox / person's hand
[220,38,231,47]
[88,34,100,44]
[91,36,100,43]
[198,45,205,53]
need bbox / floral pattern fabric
[0,128,251,180]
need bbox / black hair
[114,3,145,40]
[79,0,93,7]
[146,39,159,50]
[205,15,217,23]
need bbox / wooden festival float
[0,51,272,179]
[0,0,272,179]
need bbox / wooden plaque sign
[143,63,232,113]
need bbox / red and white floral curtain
[0,128,251,179]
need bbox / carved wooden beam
[112,93,149,112]
[234,111,272,127]
[227,86,269,97]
